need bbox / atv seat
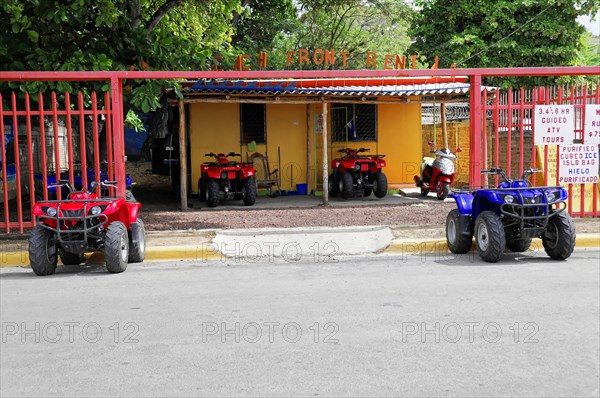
[248,152,280,197]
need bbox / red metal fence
[483,85,599,217]
[1,68,598,234]
[1,90,119,233]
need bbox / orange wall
[189,100,422,194]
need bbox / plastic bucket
[296,183,307,195]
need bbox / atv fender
[449,193,473,215]
[128,202,142,225]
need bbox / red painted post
[469,74,482,188]
[91,92,101,193]
[38,93,48,201]
[507,88,513,178]
[104,92,115,196]
[51,92,62,201]
[0,95,10,233]
[11,93,24,232]
[65,93,75,185]
[24,93,36,219]
[78,92,88,191]
[110,77,126,197]
[519,87,525,177]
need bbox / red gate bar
[0,97,9,232]
[65,93,75,185]
[10,93,24,232]
[38,92,48,201]
[78,92,88,191]
[24,93,36,222]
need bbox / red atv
[198,152,257,207]
[329,147,388,199]
[29,180,145,276]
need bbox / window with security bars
[240,104,266,144]
[331,104,377,142]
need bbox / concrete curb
[2,233,598,268]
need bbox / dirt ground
[127,161,600,234]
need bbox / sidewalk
[1,219,598,267]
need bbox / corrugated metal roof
[186,79,495,97]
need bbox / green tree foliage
[409,0,599,86]
[273,0,415,69]
[1,0,239,111]
[230,0,298,69]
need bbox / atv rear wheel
[446,209,472,254]
[340,172,353,199]
[506,238,532,253]
[373,172,388,198]
[542,212,576,260]
[60,252,85,265]
[474,211,506,263]
[328,171,339,198]
[436,180,450,200]
[29,225,58,276]
[198,178,206,202]
[206,179,220,208]
[105,221,129,273]
[242,178,257,206]
[128,218,146,263]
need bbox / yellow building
[181,77,474,196]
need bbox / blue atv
[446,167,576,262]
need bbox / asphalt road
[1,250,599,397]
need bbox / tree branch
[129,0,141,29]
[145,0,183,37]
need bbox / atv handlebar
[48,180,75,193]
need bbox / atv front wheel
[474,211,506,263]
[506,238,532,253]
[60,252,85,265]
[105,221,129,273]
[446,209,472,254]
[29,225,58,276]
[128,218,146,263]
[543,212,576,260]
[340,172,353,199]
[328,171,339,198]
[373,172,388,198]
[242,178,257,206]
[206,180,220,208]
[436,180,450,200]
[198,178,206,202]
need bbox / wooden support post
[306,104,313,195]
[321,101,328,206]
[178,99,188,210]
[441,102,448,149]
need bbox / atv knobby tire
[328,171,339,198]
[206,179,220,208]
[29,225,58,276]
[60,252,85,265]
[446,209,472,254]
[373,172,388,198]
[506,238,532,253]
[340,172,353,199]
[474,211,506,263]
[543,211,576,260]
[128,218,146,263]
[363,187,372,197]
[198,178,206,202]
[242,178,257,206]
[105,221,129,273]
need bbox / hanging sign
[558,144,599,184]
[584,104,600,145]
[534,105,574,145]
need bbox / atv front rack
[36,200,109,253]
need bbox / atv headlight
[90,206,102,216]
[354,163,360,171]
[46,207,57,217]
[221,172,227,179]
[503,195,515,204]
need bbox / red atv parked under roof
[198,152,257,208]
[29,180,145,276]
[328,147,388,199]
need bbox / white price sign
[534,105,574,145]
[584,104,600,145]
[558,145,599,185]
